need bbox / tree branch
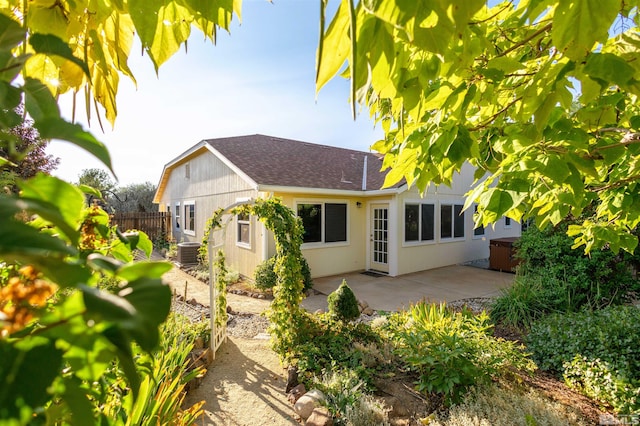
[468,96,522,131]
[497,22,552,58]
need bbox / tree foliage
[0,109,59,192]
[318,0,640,253]
[0,1,239,423]
[109,182,157,213]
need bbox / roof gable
[205,134,397,192]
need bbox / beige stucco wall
[275,192,368,279]
[392,164,521,275]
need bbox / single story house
[153,134,520,279]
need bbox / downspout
[361,155,368,191]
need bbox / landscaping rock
[362,307,375,316]
[287,383,306,404]
[305,407,333,426]
[294,389,326,420]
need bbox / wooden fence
[110,211,171,242]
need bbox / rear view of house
[153,134,520,279]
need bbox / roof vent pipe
[362,155,368,191]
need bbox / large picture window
[404,203,435,242]
[184,201,195,235]
[441,203,464,239]
[297,202,347,244]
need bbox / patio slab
[301,264,515,313]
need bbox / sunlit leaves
[320,0,640,253]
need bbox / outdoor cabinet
[489,237,520,272]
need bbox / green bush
[527,306,640,413]
[514,224,640,311]
[390,302,535,404]
[327,280,360,321]
[490,272,562,330]
[293,312,385,385]
[254,255,313,292]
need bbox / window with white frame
[183,201,195,235]
[185,163,190,179]
[237,212,251,247]
[473,204,485,237]
[504,216,512,228]
[441,203,465,239]
[404,203,435,242]
[297,202,347,244]
[174,203,181,230]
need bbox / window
[441,203,465,239]
[237,213,250,247]
[474,205,485,237]
[185,163,190,179]
[174,203,181,230]
[297,202,347,244]
[404,203,435,242]
[504,216,512,228]
[184,201,195,235]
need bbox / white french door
[370,204,389,273]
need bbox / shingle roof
[205,134,400,192]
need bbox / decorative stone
[287,383,306,404]
[305,407,333,426]
[363,307,375,316]
[294,389,326,420]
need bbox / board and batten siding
[157,150,265,278]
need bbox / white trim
[174,202,181,233]
[235,212,251,249]
[183,200,196,236]
[503,216,513,229]
[205,145,259,189]
[294,198,350,247]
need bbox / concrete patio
[301,264,515,312]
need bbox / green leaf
[584,53,636,87]
[121,277,172,348]
[29,33,90,78]
[19,174,85,236]
[117,261,172,282]
[316,0,350,92]
[35,118,114,174]
[62,377,95,426]
[87,253,124,274]
[23,77,60,122]
[0,337,64,417]
[552,0,618,60]
[102,326,141,397]
[0,14,26,51]
[0,220,75,261]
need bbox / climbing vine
[213,248,228,328]
[203,198,307,363]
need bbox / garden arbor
[204,198,307,361]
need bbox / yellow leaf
[316,0,350,93]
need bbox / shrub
[490,272,561,330]
[514,224,640,311]
[327,280,360,321]
[390,302,535,404]
[430,382,591,426]
[254,255,313,292]
[527,306,640,413]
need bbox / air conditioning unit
[177,242,201,265]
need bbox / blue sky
[47,0,383,186]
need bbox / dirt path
[163,267,299,425]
